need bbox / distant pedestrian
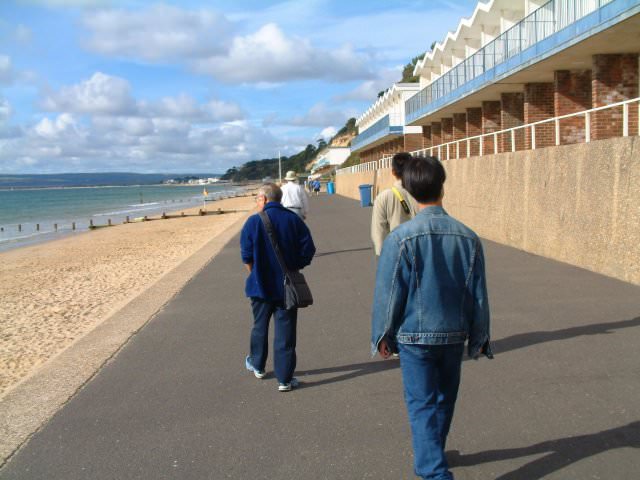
[312,180,321,196]
[281,170,310,220]
[241,183,316,392]
[371,156,492,479]
[371,152,418,256]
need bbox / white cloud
[193,23,372,83]
[144,94,244,122]
[0,97,11,123]
[319,126,337,140]
[34,113,80,140]
[0,55,15,85]
[41,72,137,115]
[335,67,401,102]
[82,4,233,61]
[15,24,33,43]
[288,102,355,127]
[41,74,244,123]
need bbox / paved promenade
[1,194,639,479]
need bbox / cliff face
[329,131,356,148]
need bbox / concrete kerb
[0,209,252,466]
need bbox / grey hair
[259,183,283,203]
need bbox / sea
[0,183,245,252]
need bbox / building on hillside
[310,146,351,173]
[351,83,424,163]
[349,0,640,166]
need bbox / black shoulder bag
[259,211,313,310]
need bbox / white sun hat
[284,170,297,181]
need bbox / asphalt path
[1,194,639,479]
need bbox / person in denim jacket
[371,156,492,480]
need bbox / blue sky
[0,0,476,174]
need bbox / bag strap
[258,211,291,279]
[391,186,411,216]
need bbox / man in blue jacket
[241,183,316,392]
[371,156,492,479]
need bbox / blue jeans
[398,343,464,480]
[249,298,297,384]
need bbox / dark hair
[402,156,446,204]
[391,152,413,178]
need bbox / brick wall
[422,125,432,149]
[431,122,442,157]
[403,133,423,153]
[524,83,554,149]
[501,92,525,152]
[592,54,639,140]
[555,70,592,144]
[441,117,453,160]
[482,101,501,154]
[452,113,466,159]
[466,107,482,157]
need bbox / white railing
[336,97,639,175]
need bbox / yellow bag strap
[391,187,411,216]
[391,186,405,203]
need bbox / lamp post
[278,150,282,185]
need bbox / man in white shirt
[281,171,310,220]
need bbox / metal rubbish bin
[358,184,373,207]
[327,181,335,195]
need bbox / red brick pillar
[592,54,639,140]
[524,83,554,149]
[501,92,524,152]
[452,113,466,159]
[482,101,501,155]
[554,70,592,145]
[431,122,442,159]
[441,117,453,160]
[404,133,423,153]
[466,107,482,157]
[422,125,432,149]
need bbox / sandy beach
[0,193,256,398]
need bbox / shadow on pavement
[490,316,640,357]
[315,246,373,257]
[449,421,640,479]
[297,359,399,388]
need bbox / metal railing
[337,97,639,175]
[405,0,615,123]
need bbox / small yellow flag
[203,187,208,196]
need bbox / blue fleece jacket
[240,202,316,301]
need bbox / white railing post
[494,133,498,154]
[555,118,560,146]
[531,125,536,150]
[456,141,460,159]
[438,146,442,160]
[623,102,629,137]
[466,139,470,158]
[638,100,640,136]
[585,112,590,143]
[511,130,516,152]
[480,135,484,156]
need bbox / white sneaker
[245,356,266,379]
[278,377,299,392]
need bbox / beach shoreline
[0,191,258,399]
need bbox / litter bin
[327,181,335,195]
[358,184,373,207]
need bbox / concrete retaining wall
[336,136,640,285]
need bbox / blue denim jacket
[241,202,316,301]
[371,206,492,358]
